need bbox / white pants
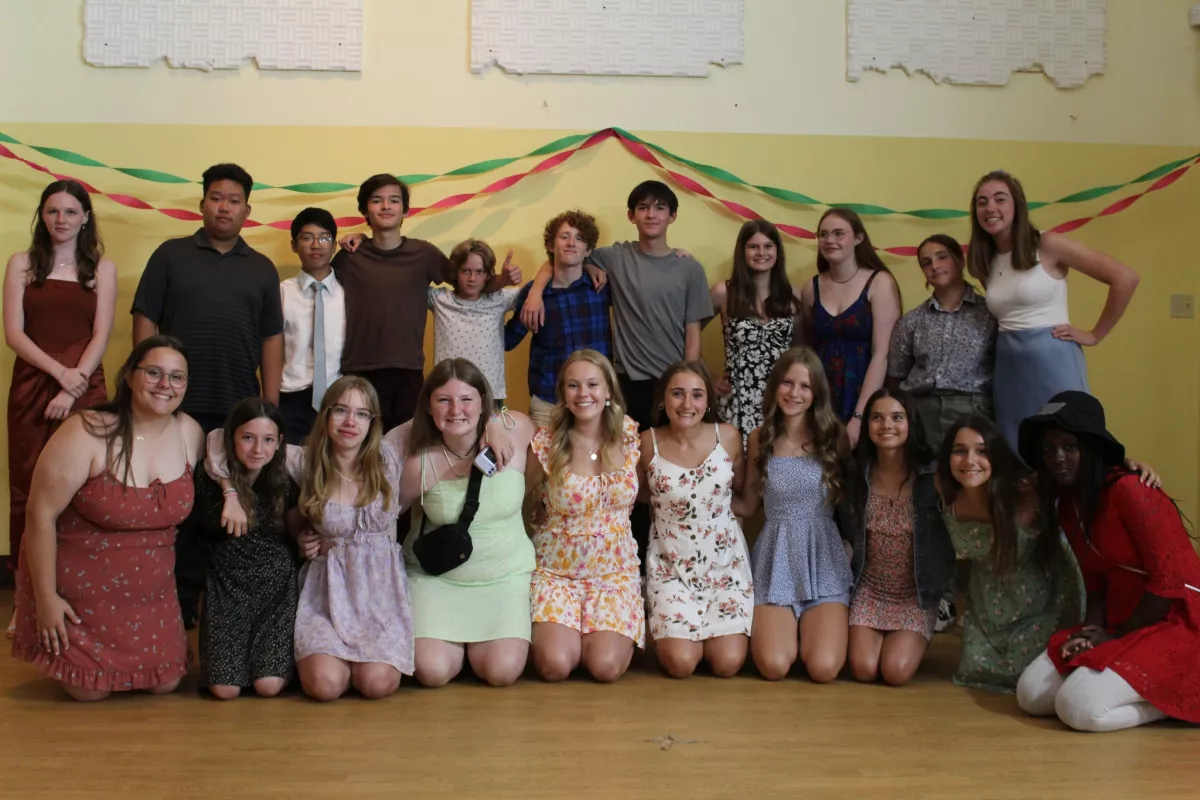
[1016,651,1167,733]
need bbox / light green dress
[943,513,1085,693]
[405,458,535,643]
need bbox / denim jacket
[836,465,955,610]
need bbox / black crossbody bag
[412,464,481,576]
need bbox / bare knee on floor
[803,651,845,684]
[476,658,524,687]
[253,677,287,698]
[880,657,919,687]
[752,649,795,681]
[585,650,632,683]
[352,668,400,700]
[415,661,461,688]
[706,650,746,679]
[533,649,577,682]
[849,652,880,683]
[302,672,349,702]
[209,684,242,700]
[657,646,702,679]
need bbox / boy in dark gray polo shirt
[131,162,283,627]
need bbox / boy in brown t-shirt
[335,175,520,431]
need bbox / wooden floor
[1,589,1195,799]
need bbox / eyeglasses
[135,365,188,388]
[296,234,334,245]
[329,404,374,424]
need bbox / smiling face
[744,231,777,274]
[365,184,406,233]
[200,179,250,241]
[128,347,188,417]
[553,222,591,270]
[233,416,281,477]
[663,370,707,430]
[918,241,964,292]
[974,179,1014,239]
[949,427,992,489]
[774,363,813,419]
[429,378,483,439]
[561,360,610,424]
[867,396,909,452]
[1041,428,1082,488]
[41,191,89,247]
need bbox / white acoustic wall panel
[847,0,1106,88]
[84,0,363,72]
[471,0,744,77]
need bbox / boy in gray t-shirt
[522,180,713,428]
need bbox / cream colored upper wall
[2,0,1198,145]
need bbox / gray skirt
[994,327,1089,453]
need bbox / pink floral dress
[645,425,753,641]
[529,416,644,645]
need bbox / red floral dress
[1047,473,1200,722]
[11,467,194,691]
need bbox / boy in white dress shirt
[279,208,346,443]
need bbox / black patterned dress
[191,469,301,688]
[717,315,795,438]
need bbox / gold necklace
[332,466,359,483]
[572,432,601,461]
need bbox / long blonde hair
[756,347,848,504]
[544,350,627,490]
[300,376,392,525]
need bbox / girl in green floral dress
[936,415,1084,692]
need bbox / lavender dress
[205,425,415,675]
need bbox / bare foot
[5,608,15,640]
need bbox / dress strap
[650,428,659,457]
[862,269,881,296]
[811,274,821,305]
[713,422,721,443]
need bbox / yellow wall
[1,2,1199,559]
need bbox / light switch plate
[1170,293,1195,319]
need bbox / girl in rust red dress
[1015,391,1200,732]
[4,180,116,637]
[10,336,203,701]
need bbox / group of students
[3,163,1198,735]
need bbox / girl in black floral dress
[192,398,300,699]
[710,220,805,440]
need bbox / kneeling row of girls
[15,336,1200,734]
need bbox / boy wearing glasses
[132,162,284,433]
[279,208,345,443]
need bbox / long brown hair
[652,360,719,426]
[300,376,392,525]
[967,170,1041,284]
[81,335,188,488]
[815,208,890,276]
[756,347,848,504]
[544,350,628,491]
[27,180,102,289]
[937,415,1044,575]
[222,398,291,528]
[725,220,801,321]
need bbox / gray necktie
[311,280,328,411]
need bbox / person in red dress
[1014,391,1200,731]
[4,180,116,638]
[10,335,204,701]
